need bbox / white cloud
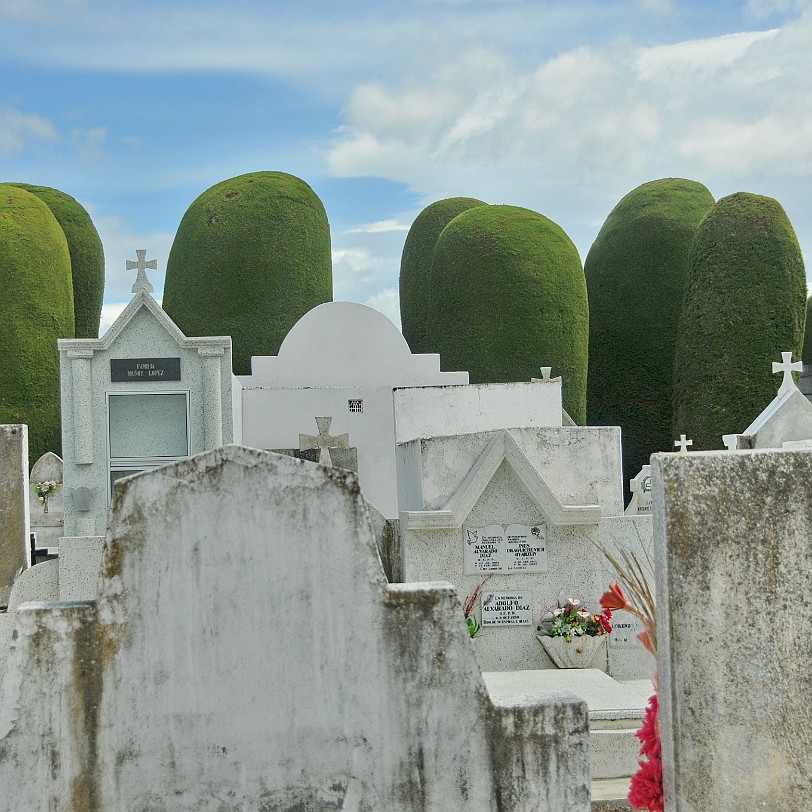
[345,219,411,234]
[0,106,57,157]
[362,289,401,329]
[327,16,812,261]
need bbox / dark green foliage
[802,296,812,365]
[400,197,486,353]
[674,192,806,448]
[0,184,74,461]
[426,205,588,423]
[9,183,105,338]
[585,178,714,493]
[163,172,332,374]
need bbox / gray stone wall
[0,426,29,606]
[653,448,812,810]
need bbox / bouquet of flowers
[32,480,60,513]
[32,480,60,503]
[537,597,612,640]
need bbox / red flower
[628,689,663,811]
[600,583,629,612]
[598,614,613,634]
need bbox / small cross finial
[127,249,156,294]
[674,434,693,453]
[772,351,802,396]
[299,416,350,467]
[531,366,561,383]
[722,434,739,452]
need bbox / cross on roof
[674,434,693,453]
[531,366,561,383]
[772,351,802,397]
[127,249,156,294]
[299,417,349,467]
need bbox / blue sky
[2,0,811,334]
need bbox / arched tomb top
[243,301,469,388]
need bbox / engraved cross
[674,434,693,453]
[772,351,803,397]
[299,417,349,467]
[127,249,156,294]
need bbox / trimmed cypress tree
[9,183,104,338]
[802,295,812,365]
[585,178,714,492]
[673,192,806,448]
[425,204,588,423]
[0,184,74,461]
[163,172,332,375]
[400,197,486,353]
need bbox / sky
[2,0,811,336]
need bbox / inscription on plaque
[481,592,532,626]
[610,616,645,647]
[111,357,181,382]
[464,524,546,574]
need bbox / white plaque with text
[481,592,533,626]
[463,524,546,574]
[610,616,645,647]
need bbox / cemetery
[1,174,812,810]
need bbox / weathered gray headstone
[28,452,63,555]
[653,448,812,810]
[0,426,29,606]
[0,446,590,810]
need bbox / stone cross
[299,417,349,467]
[721,434,740,452]
[674,434,693,453]
[531,367,562,383]
[772,351,803,397]
[127,249,156,294]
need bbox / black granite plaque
[110,358,181,382]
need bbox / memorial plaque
[111,357,181,382]
[610,616,645,647]
[463,524,546,574]
[481,591,532,626]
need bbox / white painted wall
[58,294,234,537]
[394,380,564,443]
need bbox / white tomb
[0,446,592,810]
[723,351,812,450]
[58,252,236,536]
[239,302,574,518]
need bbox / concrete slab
[483,669,647,780]
[483,668,648,720]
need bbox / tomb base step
[482,668,651,780]
[590,776,633,810]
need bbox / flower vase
[42,497,48,514]
[538,634,602,668]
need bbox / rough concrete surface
[653,448,812,811]
[0,446,591,811]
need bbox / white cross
[772,351,802,397]
[722,434,739,452]
[531,366,561,383]
[127,249,156,294]
[674,434,693,453]
[299,417,349,467]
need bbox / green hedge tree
[585,178,714,493]
[673,192,807,448]
[10,184,104,338]
[0,184,74,460]
[163,172,332,375]
[425,204,588,423]
[802,295,812,365]
[400,197,486,353]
